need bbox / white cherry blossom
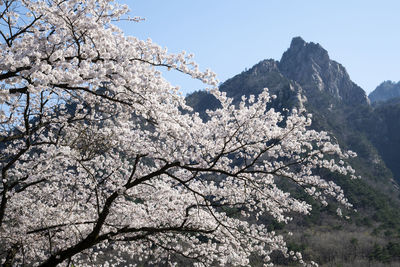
[0,1,357,266]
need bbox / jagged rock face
[369,80,400,103]
[279,37,368,106]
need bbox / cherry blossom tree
[0,0,357,266]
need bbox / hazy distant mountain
[360,81,400,185]
[363,97,400,185]
[369,80,400,103]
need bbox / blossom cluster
[1,1,357,266]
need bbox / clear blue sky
[117,0,400,95]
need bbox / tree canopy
[0,1,357,266]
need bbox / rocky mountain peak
[278,37,368,106]
[282,36,330,66]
